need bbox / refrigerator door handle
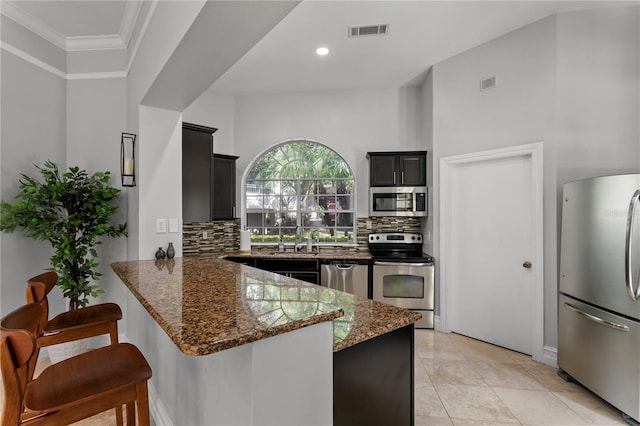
[625,190,640,301]
[564,303,630,332]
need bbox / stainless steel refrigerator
[558,174,640,425]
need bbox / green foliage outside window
[246,141,355,245]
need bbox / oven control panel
[368,233,422,244]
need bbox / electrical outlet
[156,218,167,233]
[366,220,372,230]
[169,218,179,233]
[202,230,208,239]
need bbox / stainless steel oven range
[369,233,434,329]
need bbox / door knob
[522,261,532,269]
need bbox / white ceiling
[8,1,126,37]
[4,0,637,93]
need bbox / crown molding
[120,0,144,48]
[0,41,66,79]
[67,70,128,80]
[1,41,126,80]
[1,0,140,52]
[126,0,157,74]
[2,1,154,79]
[67,34,125,51]
[1,1,67,50]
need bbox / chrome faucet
[277,223,284,252]
[294,226,305,252]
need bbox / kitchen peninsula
[112,256,421,426]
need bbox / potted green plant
[0,160,127,310]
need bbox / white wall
[429,6,639,350]
[420,69,434,255]
[125,288,334,426]
[66,77,129,309]
[555,6,640,184]
[138,106,183,259]
[431,12,557,344]
[125,0,207,262]
[0,50,67,316]
[210,87,423,218]
[183,90,235,156]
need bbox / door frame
[439,142,544,362]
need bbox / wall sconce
[121,132,136,187]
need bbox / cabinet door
[399,154,426,186]
[212,155,237,219]
[255,258,320,284]
[288,271,319,285]
[182,125,214,223]
[369,155,398,186]
[224,257,256,266]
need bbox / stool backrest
[0,303,42,425]
[26,271,58,330]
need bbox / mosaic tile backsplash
[183,217,422,255]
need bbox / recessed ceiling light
[316,47,329,56]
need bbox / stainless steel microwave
[369,187,427,217]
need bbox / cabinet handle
[232,206,236,218]
[625,190,640,301]
[393,172,396,185]
[374,261,432,267]
[401,171,405,184]
[564,303,629,332]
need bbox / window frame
[242,140,357,247]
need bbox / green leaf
[0,161,127,309]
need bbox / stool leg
[136,381,151,426]
[126,401,136,425]
[116,404,124,426]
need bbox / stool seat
[25,272,122,384]
[26,343,151,411]
[1,303,152,426]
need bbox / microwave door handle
[626,189,640,301]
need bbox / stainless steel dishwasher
[320,260,369,299]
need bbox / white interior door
[441,144,543,356]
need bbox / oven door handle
[374,261,432,267]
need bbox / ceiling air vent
[349,24,389,38]
[480,75,497,91]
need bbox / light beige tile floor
[414,329,629,426]
[2,331,629,425]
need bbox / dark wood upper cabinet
[367,151,427,187]
[182,122,239,222]
[212,154,239,220]
[182,123,216,223]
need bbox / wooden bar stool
[25,271,122,378]
[1,303,152,426]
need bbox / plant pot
[47,338,89,363]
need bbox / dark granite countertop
[112,256,420,356]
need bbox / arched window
[244,140,356,245]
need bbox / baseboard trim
[542,345,558,367]
[434,315,444,332]
[148,380,173,426]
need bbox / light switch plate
[169,218,179,233]
[156,218,167,233]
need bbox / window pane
[244,141,355,245]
